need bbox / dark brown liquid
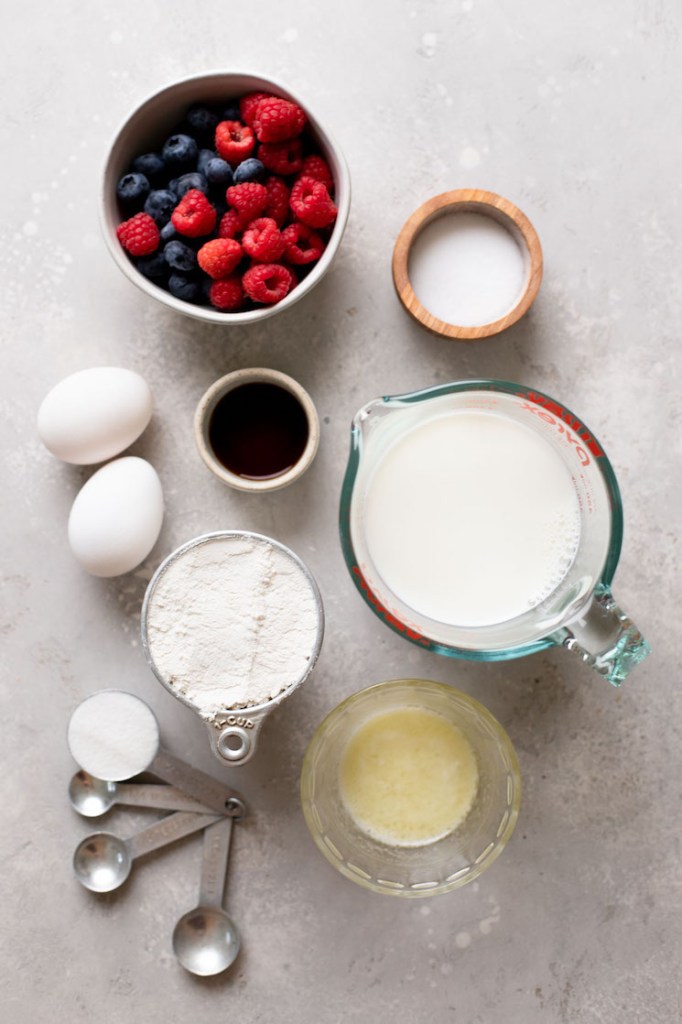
[208,382,309,480]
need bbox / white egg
[37,366,153,465]
[68,457,164,577]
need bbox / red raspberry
[116,212,160,256]
[258,139,303,176]
[226,182,268,221]
[281,222,325,265]
[218,209,246,239]
[215,120,255,164]
[197,238,243,279]
[300,155,334,193]
[242,263,294,305]
[209,274,245,311]
[242,218,285,261]
[289,176,337,229]
[253,97,306,143]
[171,189,217,237]
[263,176,290,227]
[239,91,272,126]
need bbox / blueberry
[160,221,178,243]
[168,273,201,303]
[164,240,197,273]
[116,172,150,205]
[132,152,165,181]
[135,251,167,280]
[170,172,208,199]
[233,158,265,184]
[206,157,233,188]
[221,104,241,122]
[197,148,217,176]
[162,133,198,167]
[186,105,218,138]
[144,189,177,225]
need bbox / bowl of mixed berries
[101,72,350,324]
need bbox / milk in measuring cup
[363,409,580,627]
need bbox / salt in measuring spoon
[67,691,243,814]
[172,798,244,976]
[73,810,221,892]
[68,769,215,818]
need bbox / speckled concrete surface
[1,2,681,1021]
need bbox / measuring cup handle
[208,716,265,766]
[552,585,650,685]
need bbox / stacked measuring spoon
[68,690,245,976]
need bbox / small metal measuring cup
[141,532,324,767]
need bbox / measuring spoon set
[68,690,244,976]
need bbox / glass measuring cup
[339,379,649,684]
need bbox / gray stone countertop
[1,2,680,1022]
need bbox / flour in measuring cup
[144,535,321,719]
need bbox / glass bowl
[300,679,521,897]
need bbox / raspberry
[171,189,217,237]
[242,218,285,261]
[253,97,306,143]
[289,176,337,229]
[226,182,268,221]
[197,238,243,279]
[116,212,160,256]
[258,139,303,176]
[300,155,334,193]
[242,263,294,304]
[281,222,325,265]
[263,176,290,227]
[239,91,271,126]
[218,209,245,239]
[209,274,245,311]
[215,120,255,164]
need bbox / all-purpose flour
[145,534,322,719]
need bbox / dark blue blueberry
[197,148,217,176]
[168,273,201,303]
[170,172,208,199]
[200,276,214,301]
[116,172,150,205]
[212,198,228,221]
[144,189,177,226]
[135,251,167,280]
[162,133,198,167]
[220,104,241,122]
[233,158,265,184]
[186,105,218,138]
[132,152,165,181]
[160,221,178,243]
[206,157,233,188]
[164,240,197,273]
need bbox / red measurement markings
[351,566,430,646]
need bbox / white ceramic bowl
[101,71,351,325]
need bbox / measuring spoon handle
[199,817,234,908]
[127,811,221,861]
[116,783,216,814]
[149,748,244,814]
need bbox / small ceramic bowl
[194,367,320,492]
[101,71,351,325]
[392,189,542,340]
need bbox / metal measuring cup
[141,532,325,767]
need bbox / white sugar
[408,211,527,327]
[68,691,159,781]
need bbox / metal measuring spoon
[73,810,221,892]
[172,797,245,976]
[67,691,243,814]
[68,770,216,818]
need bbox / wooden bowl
[392,189,543,340]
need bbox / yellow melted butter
[340,706,479,847]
